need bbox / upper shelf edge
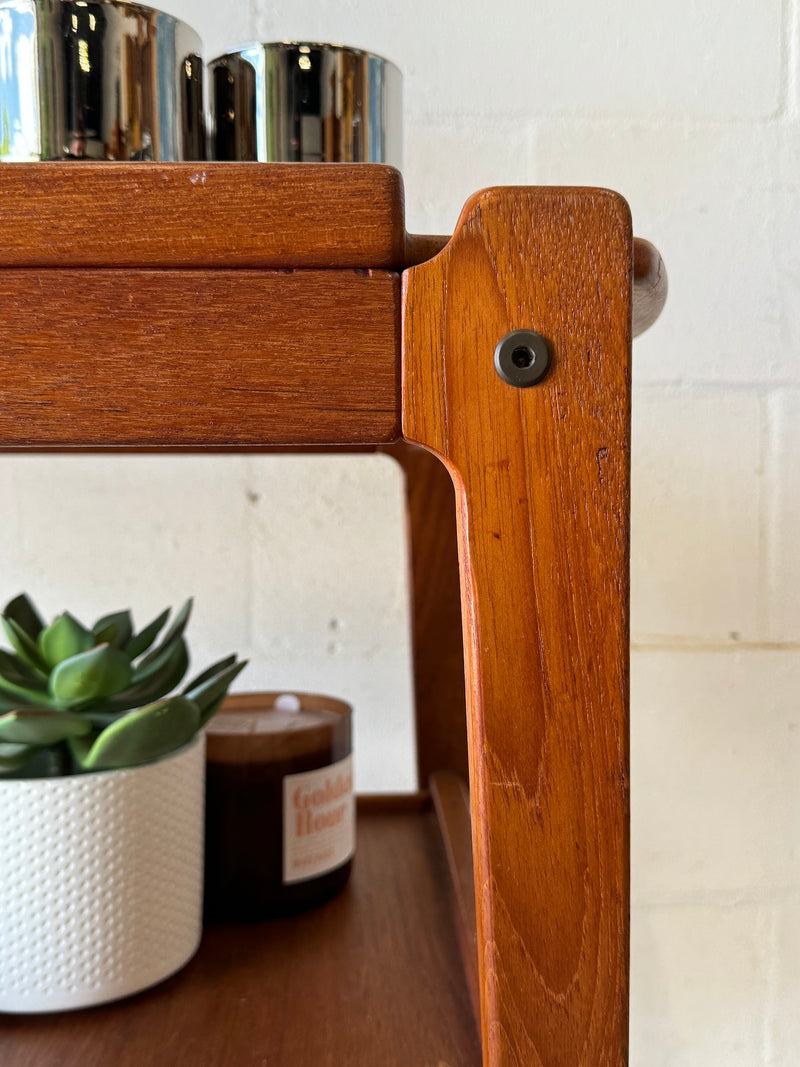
[0,164,667,334]
[0,162,408,270]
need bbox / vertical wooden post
[402,188,632,1065]
[380,440,469,786]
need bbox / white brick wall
[4,0,799,1061]
[631,650,800,1064]
[631,902,773,1066]
[0,454,417,793]
[631,651,800,902]
[631,389,763,643]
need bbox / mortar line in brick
[409,107,789,126]
[633,382,800,397]
[631,640,800,652]
[632,888,800,910]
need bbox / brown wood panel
[408,232,665,337]
[430,771,479,1022]
[0,163,407,269]
[0,269,399,448]
[381,440,469,785]
[0,808,481,1066]
[403,187,631,1065]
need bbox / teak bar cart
[0,164,666,1066]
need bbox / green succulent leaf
[39,612,95,668]
[0,741,37,772]
[0,691,20,712]
[182,654,237,694]
[0,649,50,706]
[72,695,200,771]
[1,615,48,676]
[92,610,133,650]
[0,648,43,685]
[49,644,133,708]
[3,594,44,641]
[136,598,192,670]
[0,708,91,745]
[81,710,124,730]
[131,632,188,687]
[184,658,248,727]
[125,607,169,660]
[0,594,242,775]
[105,637,189,713]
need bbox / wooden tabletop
[0,805,480,1067]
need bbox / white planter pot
[0,733,205,1013]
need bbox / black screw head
[494,329,551,388]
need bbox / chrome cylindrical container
[209,42,401,166]
[0,0,204,161]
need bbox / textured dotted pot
[0,733,205,1013]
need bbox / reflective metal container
[209,42,401,166]
[0,0,204,161]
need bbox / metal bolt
[494,329,551,388]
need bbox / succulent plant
[0,594,246,778]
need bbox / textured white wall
[0,454,418,792]
[4,1,799,1062]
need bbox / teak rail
[0,164,666,1067]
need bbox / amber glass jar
[204,692,353,922]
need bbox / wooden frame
[0,165,665,1066]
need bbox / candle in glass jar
[204,692,354,922]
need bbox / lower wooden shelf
[1,802,480,1066]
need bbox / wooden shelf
[0,166,666,1062]
[0,164,665,335]
[0,163,409,269]
[0,802,480,1066]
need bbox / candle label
[283,755,355,884]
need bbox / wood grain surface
[0,808,480,1067]
[0,269,399,448]
[0,170,651,1064]
[0,163,407,269]
[431,771,480,1022]
[0,167,666,340]
[403,187,632,1065]
[382,441,470,785]
[407,233,664,338]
